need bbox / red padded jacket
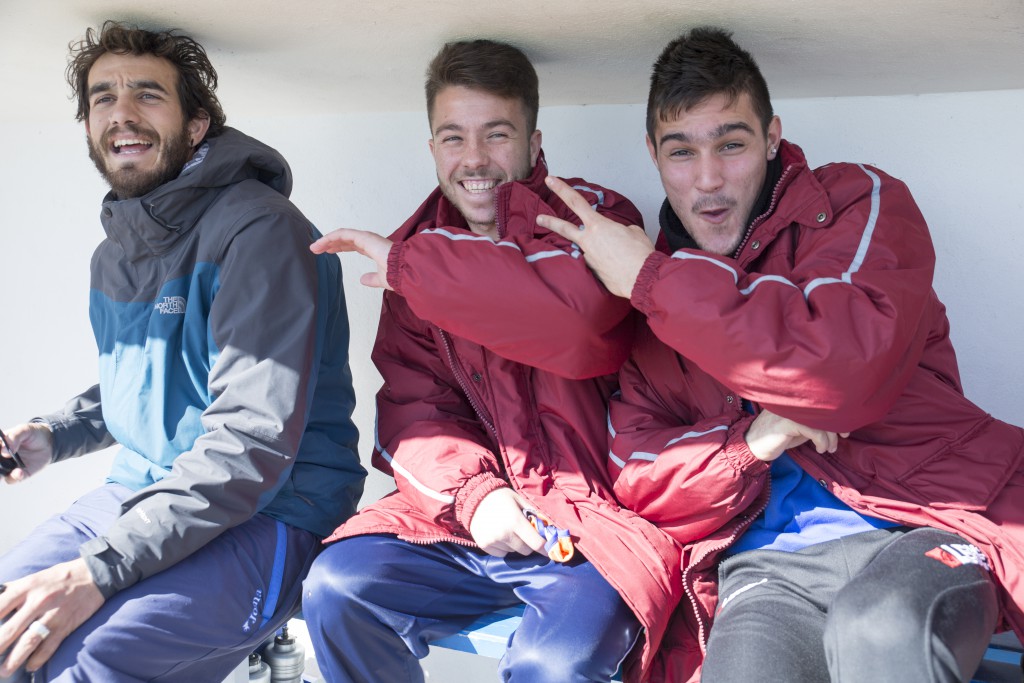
[327,153,683,680]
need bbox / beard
[88,122,194,200]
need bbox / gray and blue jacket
[41,128,365,597]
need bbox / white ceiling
[3,0,1023,125]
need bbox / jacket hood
[99,128,293,256]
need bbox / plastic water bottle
[248,651,271,683]
[262,625,305,683]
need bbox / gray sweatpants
[0,483,317,682]
[703,526,999,683]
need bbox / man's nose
[461,137,488,169]
[693,155,725,193]
[108,95,140,127]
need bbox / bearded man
[0,21,364,682]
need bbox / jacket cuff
[724,415,770,477]
[630,252,671,315]
[32,415,72,465]
[455,473,510,532]
[79,537,140,599]
[386,241,405,294]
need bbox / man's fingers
[0,611,40,675]
[479,524,544,558]
[543,176,601,224]
[536,213,584,243]
[825,431,838,453]
[807,429,839,454]
[514,517,546,555]
[358,272,386,289]
[25,618,65,673]
[310,228,363,254]
[518,530,546,556]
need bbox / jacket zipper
[731,164,797,260]
[681,474,771,651]
[438,328,497,438]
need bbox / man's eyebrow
[433,119,517,136]
[87,79,169,98]
[659,121,756,147]
[433,122,464,136]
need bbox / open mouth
[111,138,154,155]
[460,179,498,194]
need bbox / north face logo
[155,296,186,314]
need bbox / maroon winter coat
[327,153,683,680]
[610,141,1024,681]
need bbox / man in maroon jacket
[539,26,1023,683]
[300,39,682,683]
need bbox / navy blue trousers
[302,534,640,682]
[0,483,318,682]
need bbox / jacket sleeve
[632,165,936,433]
[385,184,638,380]
[610,358,768,545]
[371,291,508,534]
[79,207,323,598]
[36,384,117,463]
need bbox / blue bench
[431,604,623,681]
[433,604,1022,683]
[432,605,526,657]
[972,631,1024,683]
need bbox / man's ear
[529,129,542,167]
[766,115,782,159]
[187,111,212,147]
[645,134,658,165]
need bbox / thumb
[359,272,387,289]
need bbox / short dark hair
[425,39,539,133]
[647,26,773,143]
[67,20,226,139]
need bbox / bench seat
[432,604,1022,683]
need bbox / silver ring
[27,620,50,640]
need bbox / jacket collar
[392,149,551,241]
[98,128,292,260]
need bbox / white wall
[2,89,1022,549]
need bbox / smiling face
[648,92,781,256]
[85,52,209,199]
[428,85,541,239]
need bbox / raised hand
[535,176,654,298]
[310,228,394,290]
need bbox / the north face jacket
[327,153,683,680]
[41,128,366,598]
[609,140,1024,681]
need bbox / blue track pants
[302,534,640,682]
[0,483,318,682]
